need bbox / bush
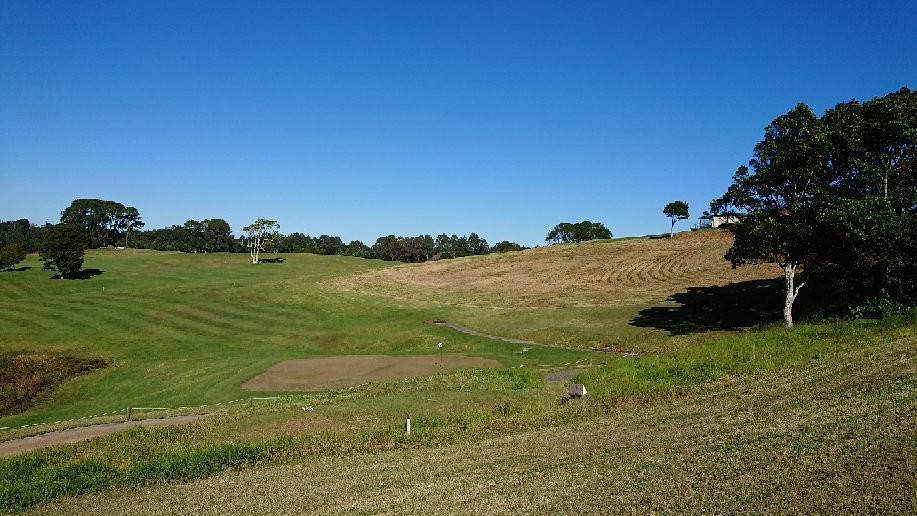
[847,298,915,319]
[0,242,26,270]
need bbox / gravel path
[0,414,212,457]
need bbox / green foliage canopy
[39,223,86,279]
[545,221,612,244]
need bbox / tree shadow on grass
[2,266,31,272]
[630,279,786,335]
[50,269,104,280]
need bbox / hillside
[336,230,779,308]
[1,237,914,514]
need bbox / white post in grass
[438,341,443,366]
[405,413,411,436]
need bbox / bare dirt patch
[331,230,778,308]
[242,355,501,392]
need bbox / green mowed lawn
[0,250,589,428]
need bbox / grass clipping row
[333,230,777,308]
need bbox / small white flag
[438,342,443,349]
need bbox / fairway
[242,354,501,391]
[0,248,589,431]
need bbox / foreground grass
[21,325,917,514]
[4,317,914,513]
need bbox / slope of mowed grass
[332,230,785,349]
[23,325,916,514]
[336,230,778,309]
[0,250,588,428]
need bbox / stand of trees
[371,232,521,262]
[0,219,47,252]
[61,199,143,248]
[133,219,235,253]
[11,198,529,273]
[713,87,916,327]
[545,221,612,243]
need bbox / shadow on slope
[630,279,786,335]
[50,268,104,280]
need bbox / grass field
[0,249,587,430]
[1,232,914,513]
[9,320,916,514]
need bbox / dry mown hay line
[329,230,779,309]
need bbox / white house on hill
[698,214,739,229]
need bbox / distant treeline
[2,200,528,263]
[0,219,47,253]
[134,226,527,262]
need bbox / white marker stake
[406,413,411,436]
[438,341,443,365]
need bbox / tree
[859,88,916,204]
[39,223,86,279]
[0,242,27,271]
[61,199,141,248]
[712,103,831,328]
[663,201,690,238]
[201,219,234,252]
[491,240,526,253]
[243,219,279,264]
[467,233,489,255]
[122,207,144,247]
[372,235,400,261]
[546,221,612,243]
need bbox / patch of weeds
[0,354,107,416]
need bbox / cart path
[543,369,590,382]
[432,320,644,357]
[0,414,213,457]
[432,320,569,349]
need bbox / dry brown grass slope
[334,230,778,309]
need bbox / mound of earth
[242,355,501,391]
[333,229,778,308]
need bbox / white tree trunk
[782,263,805,328]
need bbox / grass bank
[4,316,914,512]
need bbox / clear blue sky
[1,1,914,246]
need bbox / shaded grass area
[0,355,106,416]
[21,324,917,514]
[630,278,785,334]
[4,317,914,513]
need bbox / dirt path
[433,320,643,357]
[432,320,569,349]
[543,369,589,382]
[0,414,211,457]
